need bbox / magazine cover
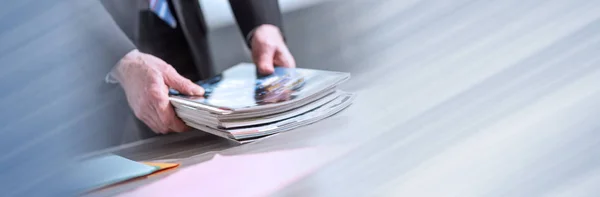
[169,63,350,111]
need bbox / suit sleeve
[228,0,284,48]
[100,0,139,84]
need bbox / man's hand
[113,50,204,134]
[251,24,296,75]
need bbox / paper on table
[118,147,348,197]
[141,162,180,176]
[141,162,180,171]
[66,154,159,194]
[90,162,181,193]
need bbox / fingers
[135,102,169,134]
[254,46,276,75]
[254,44,297,75]
[136,82,190,134]
[143,106,188,134]
[139,83,171,134]
[137,112,165,134]
[120,52,195,135]
[163,67,204,96]
[251,24,296,74]
[156,93,190,133]
[146,103,170,134]
[273,46,296,68]
[147,63,195,133]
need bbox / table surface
[95,0,600,196]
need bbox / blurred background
[200,0,326,29]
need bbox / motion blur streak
[1,0,139,195]
[272,0,600,196]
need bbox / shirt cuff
[104,70,119,84]
[104,58,123,84]
[245,27,258,48]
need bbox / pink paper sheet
[118,147,346,197]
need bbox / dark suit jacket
[101,0,284,81]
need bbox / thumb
[253,47,276,75]
[163,68,204,96]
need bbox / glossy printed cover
[169,63,350,113]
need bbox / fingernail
[261,67,274,75]
[194,88,204,96]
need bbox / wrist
[249,24,284,48]
[113,49,143,83]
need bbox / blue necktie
[149,0,177,28]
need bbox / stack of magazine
[169,62,354,143]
